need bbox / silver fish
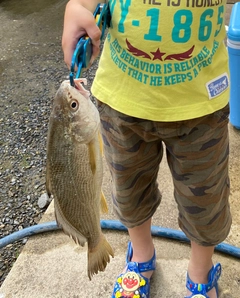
[46,79,114,279]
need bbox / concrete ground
[0,122,240,297]
[1,2,240,298]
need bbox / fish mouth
[72,79,90,100]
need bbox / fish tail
[87,234,114,280]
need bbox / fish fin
[88,234,114,280]
[100,191,108,214]
[98,131,104,156]
[54,199,87,246]
[88,140,96,174]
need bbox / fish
[46,78,114,279]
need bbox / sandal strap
[126,242,156,273]
[186,263,221,298]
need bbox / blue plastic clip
[69,3,110,86]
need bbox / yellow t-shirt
[91,0,230,121]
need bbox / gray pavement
[0,123,240,297]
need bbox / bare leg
[128,218,155,279]
[187,241,217,298]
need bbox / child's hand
[62,0,101,69]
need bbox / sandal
[112,242,156,298]
[185,263,221,298]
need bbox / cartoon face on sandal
[122,272,141,292]
[114,271,147,298]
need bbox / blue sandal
[185,263,221,298]
[112,242,156,298]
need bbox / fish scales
[49,141,100,237]
[46,79,114,279]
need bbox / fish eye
[70,100,79,111]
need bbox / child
[62,1,232,297]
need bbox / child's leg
[188,242,216,297]
[97,100,163,230]
[128,218,155,280]
[97,101,162,295]
[165,104,231,297]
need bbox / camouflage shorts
[97,101,231,246]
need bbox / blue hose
[0,221,59,249]
[0,220,240,258]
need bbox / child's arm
[62,0,104,68]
